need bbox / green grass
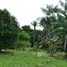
[0,50,67,67]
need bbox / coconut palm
[38,5,63,56]
[39,5,60,44]
[54,0,67,52]
[31,21,37,47]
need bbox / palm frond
[59,0,65,8]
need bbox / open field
[0,50,67,67]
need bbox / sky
[0,0,65,29]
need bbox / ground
[0,50,67,67]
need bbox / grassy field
[0,50,67,67]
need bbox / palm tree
[38,5,62,56]
[31,21,37,47]
[54,0,67,53]
[39,5,60,44]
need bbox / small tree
[15,30,31,50]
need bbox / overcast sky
[0,0,65,29]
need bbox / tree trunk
[0,48,1,52]
[64,39,67,57]
[33,26,36,47]
[64,39,67,51]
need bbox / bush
[15,41,31,51]
[33,42,42,51]
[55,52,66,59]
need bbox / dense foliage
[0,9,19,51]
[1,0,67,58]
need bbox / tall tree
[31,21,37,47]
[54,0,67,52]
[0,9,19,51]
[39,5,59,47]
[38,5,62,56]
